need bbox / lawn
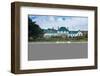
[29,36,88,42]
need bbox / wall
[0,0,100,76]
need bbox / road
[28,42,88,61]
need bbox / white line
[28,41,88,44]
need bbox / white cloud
[30,16,88,31]
[57,18,64,22]
[48,16,55,21]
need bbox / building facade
[43,27,83,38]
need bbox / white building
[43,27,83,38]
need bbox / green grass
[29,37,87,42]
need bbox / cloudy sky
[29,15,88,31]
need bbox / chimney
[67,27,69,30]
[52,27,54,30]
[58,26,59,30]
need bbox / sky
[29,15,88,31]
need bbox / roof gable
[58,27,69,31]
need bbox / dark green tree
[28,17,44,41]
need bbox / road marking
[28,41,88,44]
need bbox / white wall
[0,0,100,76]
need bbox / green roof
[43,29,57,33]
[69,31,79,34]
[58,27,69,32]
[43,27,81,34]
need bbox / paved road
[28,42,88,61]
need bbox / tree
[28,17,44,40]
